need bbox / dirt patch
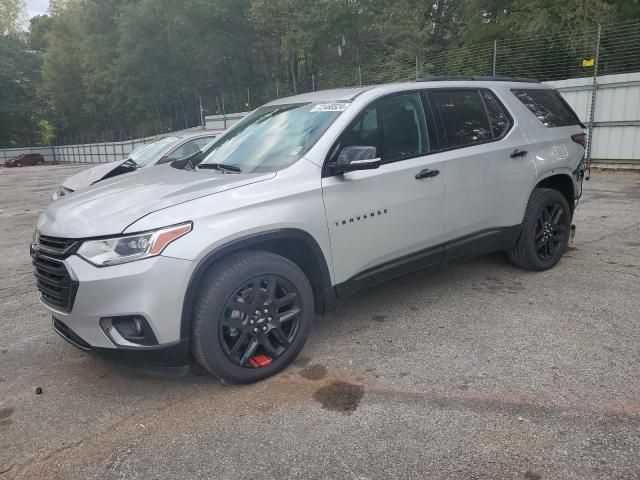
[473,277,524,294]
[524,471,542,480]
[292,355,312,367]
[313,381,364,414]
[299,364,327,381]
[372,315,386,323]
[0,407,14,420]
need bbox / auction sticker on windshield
[311,103,350,112]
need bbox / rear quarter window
[512,89,582,128]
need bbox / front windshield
[130,136,178,167]
[197,102,349,173]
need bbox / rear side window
[481,90,511,138]
[512,89,581,128]
[430,90,492,148]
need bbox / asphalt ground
[1,164,639,479]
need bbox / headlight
[77,223,192,266]
[52,185,73,200]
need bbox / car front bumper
[40,254,193,367]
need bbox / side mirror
[332,145,381,174]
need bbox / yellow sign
[581,58,595,67]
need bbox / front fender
[177,228,333,340]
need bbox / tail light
[571,133,587,147]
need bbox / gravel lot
[1,165,639,480]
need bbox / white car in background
[52,131,216,200]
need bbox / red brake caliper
[248,354,272,368]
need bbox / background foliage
[0,0,639,146]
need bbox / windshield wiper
[198,163,242,173]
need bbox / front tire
[192,250,314,384]
[508,188,572,271]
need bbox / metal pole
[492,40,497,77]
[585,24,602,169]
[247,87,251,110]
[221,90,226,129]
[415,56,419,80]
[276,79,279,98]
[199,94,204,128]
[312,74,315,92]
[358,65,362,86]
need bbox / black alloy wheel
[534,202,567,261]
[508,187,572,271]
[192,250,314,383]
[219,275,301,368]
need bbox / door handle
[510,148,528,158]
[415,168,440,180]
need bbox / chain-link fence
[196,19,640,167]
[215,19,640,110]
[3,19,639,165]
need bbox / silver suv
[32,78,586,383]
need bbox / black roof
[413,75,540,84]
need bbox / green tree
[0,0,25,34]
[0,34,41,145]
[2,0,638,145]
[28,14,52,51]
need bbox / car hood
[38,165,276,238]
[61,160,125,191]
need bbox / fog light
[100,316,158,347]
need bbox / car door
[426,88,536,247]
[321,91,446,291]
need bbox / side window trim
[322,89,432,177]
[425,87,514,153]
[419,90,442,151]
[479,89,496,139]
[479,89,514,141]
[424,89,448,150]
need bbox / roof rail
[413,75,540,84]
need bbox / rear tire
[508,188,572,271]
[192,250,314,384]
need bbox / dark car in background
[5,153,45,167]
